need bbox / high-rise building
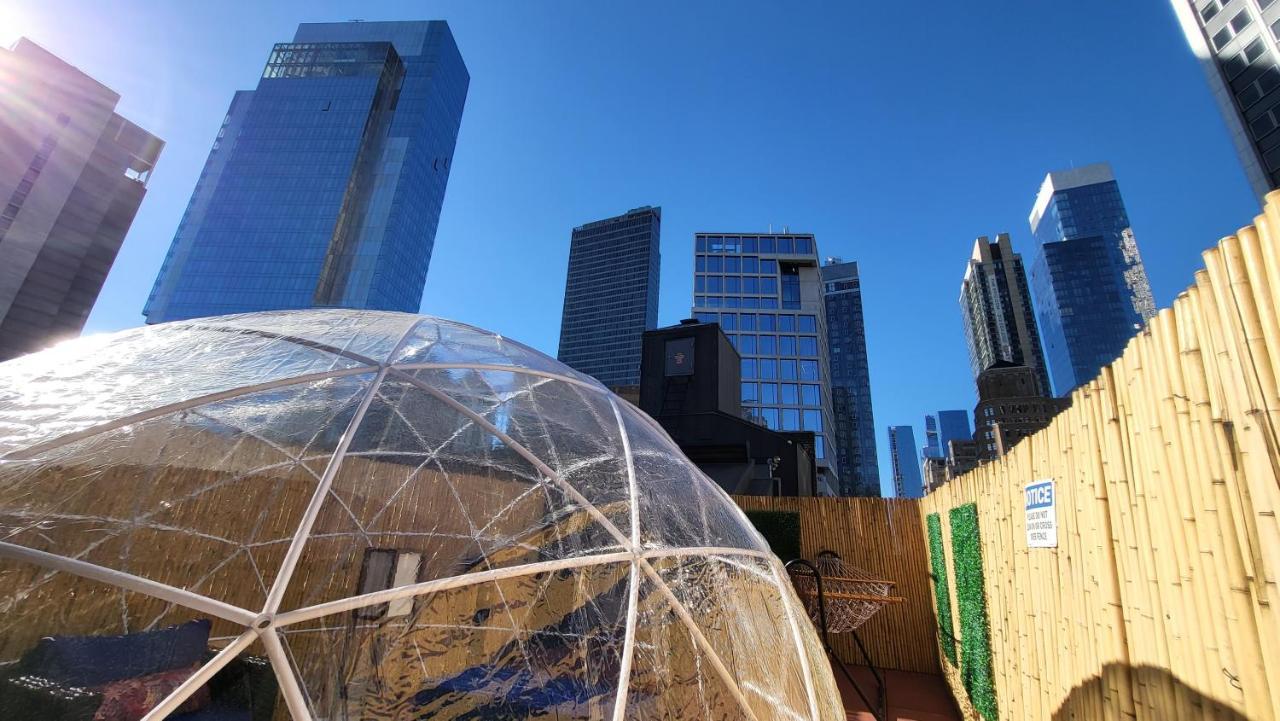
[144,21,468,323]
[960,234,1050,395]
[557,206,661,388]
[1028,163,1157,396]
[973,361,1071,461]
[920,410,969,495]
[821,258,879,496]
[0,40,163,360]
[888,425,923,498]
[1170,0,1280,202]
[922,410,971,460]
[691,232,840,487]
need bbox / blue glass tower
[888,425,923,499]
[557,207,661,388]
[144,21,468,323]
[1027,163,1156,396]
[821,259,879,496]
[922,410,971,460]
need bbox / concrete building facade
[0,39,163,359]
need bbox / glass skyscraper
[1028,163,1156,396]
[144,21,468,323]
[0,39,163,360]
[922,410,972,460]
[888,425,924,498]
[821,258,879,496]
[691,232,840,487]
[960,234,1050,395]
[557,206,661,389]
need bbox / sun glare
[0,5,30,47]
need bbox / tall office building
[1028,163,1157,396]
[821,258,879,496]
[959,234,1050,395]
[691,232,840,487]
[557,206,661,388]
[920,411,970,495]
[144,21,468,323]
[0,39,163,360]
[922,410,971,460]
[1171,0,1280,202]
[888,425,924,498]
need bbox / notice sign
[1025,480,1057,548]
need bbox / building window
[761,383,778,404]
[1224,52,1248,78]
[1213,26,1234,50]
[1246,37,1268,62]
[802,384,820,404]
[759,359,778,379]
[799,360,819,380]
[1251,110,1279,138]
[1231,10,1251,33]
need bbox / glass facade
[144,21,468,323]
[820,259,879,496]
[922,410,972,460]
[691,233,839,486]
[557,207,661,388]
[1028,164,1156,396]
[888,425,923,499]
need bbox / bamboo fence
[919,192,1280,720]
[732,495,940,675]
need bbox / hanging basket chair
[788,552,906,634]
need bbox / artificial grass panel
[743,509,802,562]
[926,512,957,665]
[950,503,997,720]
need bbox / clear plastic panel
[278,562,631,719]
[391,320,605,387]
[618,406,765,552]
[202,308,425,364]
[396,368,633,536]
[624,570,741,719]
[0,373,373,609]
[643,554,832,720]
[0,323,367,457]
[278,375,629,612]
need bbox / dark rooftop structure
[639,319,823,496]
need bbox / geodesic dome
[0,310,842,721]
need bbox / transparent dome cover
[0,310,841,720]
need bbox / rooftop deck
[835,659,960,721]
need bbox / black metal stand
[785,558,886,721]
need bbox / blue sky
[5,1,1262,494]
